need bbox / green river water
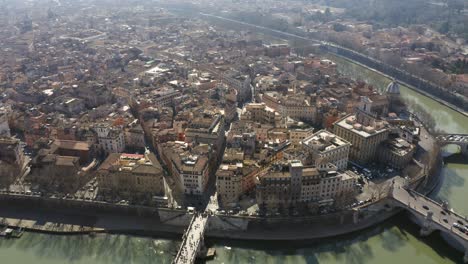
[0,56,467,264]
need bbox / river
[0,55,467,264]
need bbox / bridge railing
[407,189,467,221]
[173,214,197,264]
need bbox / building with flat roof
[302,130,350,170]
[216,149,260,207]
[333,98,390,165]
[184,112,225,153]
[50,139,91,165]
[241,103,283,127]
[94,123,125,155]
[378,137,416,169]
[97,152,165,198]
[216,162,260,207]
[333,114,389,165]
[159,141,212,196]
[289,127,314,146]
[256,161,358,209]
[262,91,317,124]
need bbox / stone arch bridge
[435,134,468,157]
[390,187,468,263]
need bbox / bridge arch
[440,143,464,157]
[435,134,468,158]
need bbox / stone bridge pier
[419,211,435,237]
[463,144,468,157]
[391,186,468,263]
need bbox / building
[124,119,146,151]
[256,161,358,209]
[184,112,225,152]
[159,141,211,196]
[386,80,403,112]
[241,103,283,127]
[97,152,165,198]
[227,132,256,157]
[0,137,27,186]
[262,92,317,123]
[95,123,126,155]
[50,139,92,165]
[150,87,180,108]
[378,138,416,169]
[289,127,314,146]
[302,130,350,170]
[333,98,390,165]
[216,149,260,207]
[224,87,238,123]
[63,98,85,115]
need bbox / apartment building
[302,130,351,170]
[97,152,165,198]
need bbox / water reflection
[208,216,461,264]
[0,233,178,264]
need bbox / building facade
[95,123,126,155]
[302,130,350,170]
[0,137,27,186]
[97,152,165,198]
[256,161,358,209]
[159,141,211,196]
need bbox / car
[422,205,429,210]
[441,211,447,215]
[442,219,448,223]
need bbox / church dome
[386,81,400,95]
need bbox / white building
[95,123,125,155]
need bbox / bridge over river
[436,134,468,157]
[391,185,468,262]
[172,213,209,264]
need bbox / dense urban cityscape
[0,0,466,263]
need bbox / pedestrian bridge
[435,134,468,157]
[391,186,468,262]
[172,213,209,264]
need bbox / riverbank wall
[0,192,401,241]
